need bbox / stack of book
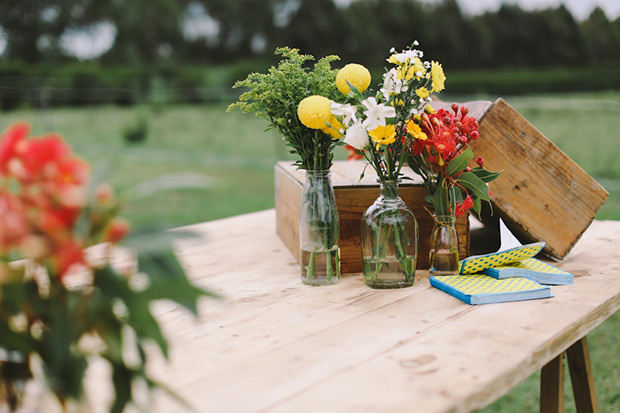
[430,221,573,305]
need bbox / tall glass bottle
[299,170,341,286]
[360,180,418,289]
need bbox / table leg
[540,353,564,413]
[566,337,599,413]
[540,337,600,413]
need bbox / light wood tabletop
[94,209,619,412]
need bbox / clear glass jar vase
[429,214,460,275]
[360,180,418,289]
[299,170,341,286]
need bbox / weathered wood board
[460,98,608,259]
[274,161,470,272]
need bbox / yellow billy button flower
[369,124,396,150]
[321,115,344,139]
[297,95,332,129]
[415,87,430,99]
[336,63,371,95]
[425,104,436,114]
[406,120,428,141]
[430,61,446,92]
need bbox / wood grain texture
[567,337,599,413]
[275,161,469,272]
[540,353,565,413]
[79,211,620,413]
[469,98,608,260]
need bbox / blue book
[482,258,573,285]
[430,274,552,305]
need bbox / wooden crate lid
[460,98,609,259]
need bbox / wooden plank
[567,337,599,413]
[77,212,620,413]
[275,161,469,272]
[470,98,608,259]
[540,353,565,413]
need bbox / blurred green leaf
[110,362,133,413]
[130,173,214,201]
[121,227,201,254]
[138,250,216,314]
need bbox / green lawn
[1,90,619,411]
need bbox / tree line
[2,0,620,70]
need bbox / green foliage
[0,228,213,411]
[228,47,341,170]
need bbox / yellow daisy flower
[430,61,446,92]
[406,120,428,141]
[369,124,396,149]
[297,95,332,129]
[415,87,430,99]
[336,63,371,95]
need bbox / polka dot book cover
[430,274,552,305]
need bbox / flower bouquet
[228,48,344,285]
[407,103,501,274]
[0,124,212,411]
[329,42,447,288]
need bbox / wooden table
[110,210,620,412]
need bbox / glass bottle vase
[360,180,418,289]
[299,170,341,286]
[429,214,460,275]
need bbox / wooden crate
[450,98,609,260]
[274,161,470,273]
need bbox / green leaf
[433,183,448,216]
[448,185,457,216]
[110,362,133,413]
[94,266,169,358]
[446,148,473,176]
[457,171,490,201]
[130,174,213,201]
[472,167,502,183]
[472,197,483,218]
[138,250,216,314]
[121,228,201,254]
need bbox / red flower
[0,123,29,175]
[20,134,70,179]
[0,194,29,252]
[455,195,474,217]
[104,219,130,244]
[345,144,364,160]
[51,239,86,279]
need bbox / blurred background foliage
[0,0,619,108]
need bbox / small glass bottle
[429,214,460,275]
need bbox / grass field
[1,90,619,411]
